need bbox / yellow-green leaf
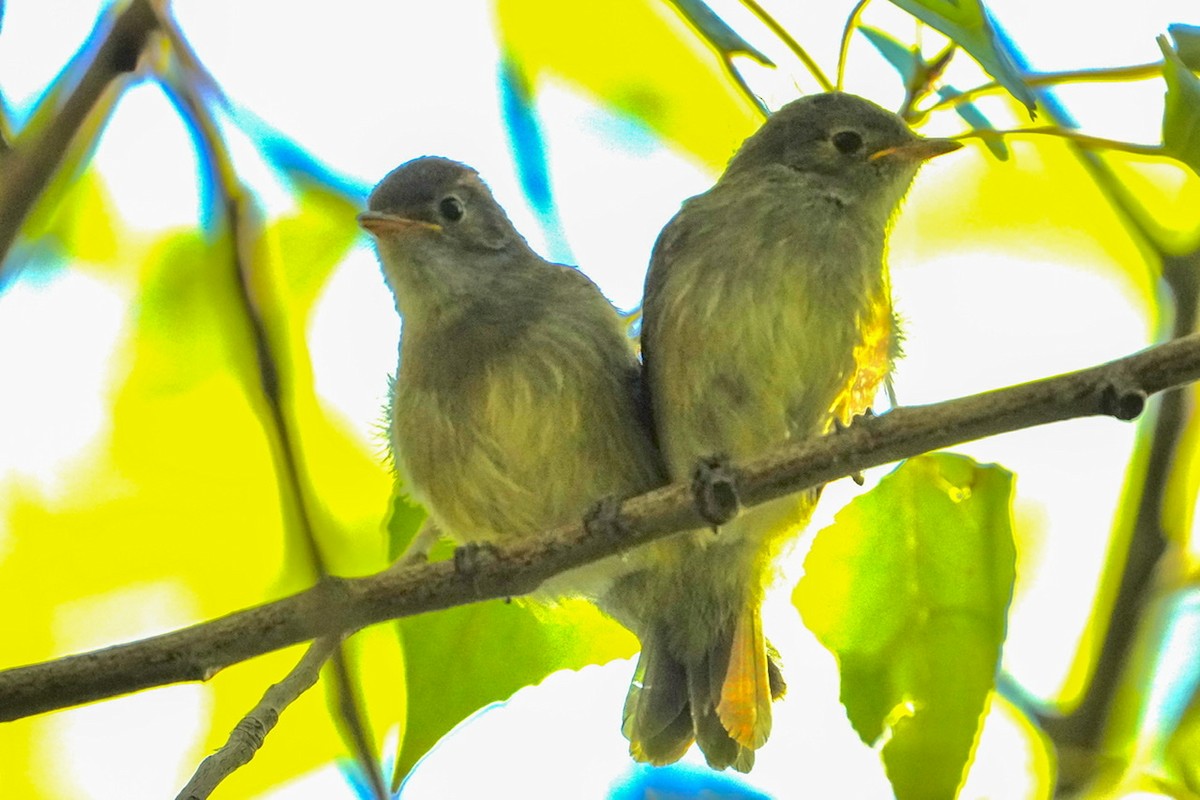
[887,0,1036,115]
[495,0,764,171]
[664,0,774,67]
[1171,23,1200,70]
[858,25,1009,159]
[1158,34,1200,176]
[393,596,636,786]
[795,453,1016,800]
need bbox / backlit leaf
[795,453,1016,800]
[393,596,637,785]
[1158,34,1200,176]
[886,0,1037,115]
[1170,23,1200,70]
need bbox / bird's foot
[453,541,501,580]
[831,412,872,486]
[691,454,741,532]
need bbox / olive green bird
[359,156,664,600]
[614,92,961,771]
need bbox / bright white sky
[0,1,1197,798]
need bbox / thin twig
[915,61,1164,122]
[0,90,11,154]
[4,331,1200,721]
[0,0,159,280]
[740,0,834,91]
[327,649,385,796]
[174,637,339,800]
[959,126,1166,159]
[154,21,388,798]
[898,42,955,120]
[836,0,872,91]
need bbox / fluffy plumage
[619,92,960,770]
[362,156,664,599]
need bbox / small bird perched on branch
[616,91,961,771]
[359,155,664,600]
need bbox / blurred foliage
[1,1,1200,799]
[495,0,765,171]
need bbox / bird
[614,91,961,771]
[358,155,665,603]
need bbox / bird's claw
[832,413,870,485]
[453,541,501,578]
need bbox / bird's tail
[622,602,785,772]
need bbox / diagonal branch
[1016,73,1200,792]
[155,24,388,798]
[174,637,339,800]
[3,330,1200,722]
[0,0,159,278]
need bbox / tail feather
[623,630,694,765]
[691,699,748,771]
[716,603,773,750]
[624,606,782,772]
[687,640,750,771]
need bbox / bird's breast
[649,187,895,476]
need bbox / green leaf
[887,0,1036,115]
[385,488,426,562]
[664,0,774,65]
[393,597,637,785]
[1158,34,1200,176]
[1170,24,1200,71]
[795,453,1016,800]
[860,25,920,86]
[859,25,1009,160]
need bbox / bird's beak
[357,211,442,237]
[869,137,963,162]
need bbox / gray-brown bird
[615,92,961,771]
[359,156,664,599]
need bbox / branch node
[583,496,630,541]
[111,37,143,73]
[691,454,741,530]
[232,715,271,748]
[1099,381,1147,421]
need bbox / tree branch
[174,637,339,800]
[1044,259,1200,788]
[0,0,159,278]
[156,31,387,797]
[3,331,1200,721]
[1023,81,1200,792]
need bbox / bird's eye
[831,130,863,155]
[439,196,465,222]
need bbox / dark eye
[439,196,464,222]
[831,130,863,155]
